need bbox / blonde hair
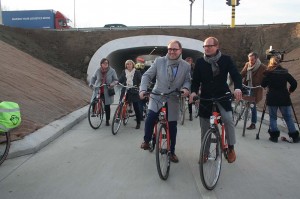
[125,59,135,69]
[267,56,280,71]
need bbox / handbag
[107,88,115,96]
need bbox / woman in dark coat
[118,60,142,129]
[261,56,298,143]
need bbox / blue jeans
[144,110,178,154]
[250,104,257,124]
[268,106,296,132]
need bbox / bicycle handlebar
[117,82,139,90]
[192,92,233,102]
[93,84,109,89]
[144,89,183,97]
[242,84,262,89]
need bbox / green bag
[0,101,21,133]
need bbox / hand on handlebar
[180,88,190,98]
[139,91,146,100]
[234,89,242,101]
[189,92,197,104]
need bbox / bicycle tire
[156,124,170,180]
[0,131,11,166]
[199,128,222,190]
[112,104,122,135]
[242,105,250,137]
[88,100,104,129]
[234,100,245,127]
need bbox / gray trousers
[199,102,236,146]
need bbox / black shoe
[135,123,140,129]
[189,113,193,121]
[247,123,256,130]
[106,121,110,126]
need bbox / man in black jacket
[189,36,242,163]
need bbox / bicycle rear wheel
[156,124,170,180]
[242,105,250,137]
[0,132,11,165]
[88,99,104,129]
[199,128,222,190]
[112,104,122,135]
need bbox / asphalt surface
[1,99,300,199]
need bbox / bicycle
[111,83,138,135]
[194,93,233,190]
[0,131,10,165]
[145,89,182,180]
[88,84,109,129]
[232,84,261,137]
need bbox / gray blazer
[89,67,118,105]
[140,56,191,121]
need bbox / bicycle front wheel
[0,131,11,166]
[179,99,186,125]
[122,103,129,125]
[112,104,122,135]
[156,124,170,180]
[233,100,245,126]
[242,105,250,137]
[199,128,222,190]
[88,100,104,129]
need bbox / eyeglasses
[168,48,180,52]
[101,62,109,65]
[203,45,216,48]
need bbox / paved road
[0,105,299,199]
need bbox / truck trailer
[2,10,71,29]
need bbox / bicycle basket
[0,101,21,133]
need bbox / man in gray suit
[139,40,191,163]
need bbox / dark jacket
[261,66,297,106]
[119,69,142,103]
[191,54,242,118]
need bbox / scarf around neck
[100,66,109,84]
[204,50,222,77]
[246,58,261,86]
[125,68,136,86]
[166,54,181,84]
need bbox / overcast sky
[1,0,299,28]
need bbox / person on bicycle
[240,52,266,130]
[185,57,195,121]
[261,56,298,143]
[119,59,142,129]
[189,36,242,163]
[139,40,191,163]
[89,58,118,126]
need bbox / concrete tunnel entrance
[87,35,204,82]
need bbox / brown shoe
[140,142,150,150]
[247,123,256,130]
[227,149,236,163]
[170,154,179,163]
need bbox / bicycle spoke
[88,100,103,129]
[112,104,122,135]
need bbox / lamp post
[73,0,76,28]
[202,0,204,25]
[189,0,195,26]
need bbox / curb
[8,105,89,159]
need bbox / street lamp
[202,0,204,25]
[189,0,195,26]
[73,0,76,28]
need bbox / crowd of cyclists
[89,37,298,166]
